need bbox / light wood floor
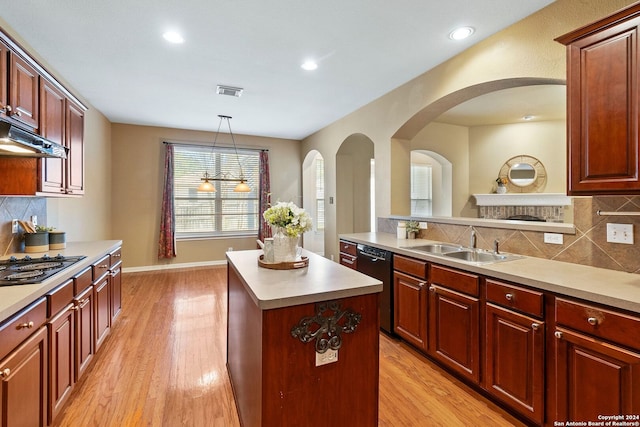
[53,266,525,427]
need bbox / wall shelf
[472,193,572,207]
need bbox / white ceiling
[0,0,556,140]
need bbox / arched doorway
[302,150,324,255]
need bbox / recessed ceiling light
[449,26,475,41]
[301,60,318,71]
[523,115,534,121]
[163,31,184,44]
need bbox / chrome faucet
[469,227,477,249]
[493,239,500,254]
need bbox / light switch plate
[606,223,634,244]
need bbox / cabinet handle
[12,110,21,117]
[531,323,540,331]
[70,305,80,312]
[554,331,563,339]
[341,257,355,265]
[98,264,109,269]
[113,253,121,258]
[0,368,10,378]
[587,317,598,326]
[428,285,435,292]
[4,105,11,112]
[18,321,34,329]
[505,293,514,301]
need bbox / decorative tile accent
[479,205,564,222]
[380,195,640,274]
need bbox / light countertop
[226,249,382,310]
[341,232,640,315]
[0,240,122,324]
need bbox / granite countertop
[340,232,640,315]
[226,249,382,310]
[0,240,123,324]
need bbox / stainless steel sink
[402,244,463,254]
[442,250,521,264]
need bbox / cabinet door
[65,100,84,195]
[563,16,640,194]
[48,304,74,424]
[9,54,39,130]
[0,326,47,427]
[485,303,544,424]
[110,264,122,322]
[428,284,480,383]
[393,271,428,352]
[555,327,640,420]
[0,41,8,117]
[39,79,66,194]
[75,285,94,381]
[94,277,111,352]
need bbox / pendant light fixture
[198,115,251,193]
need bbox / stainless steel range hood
[0,119,67,159]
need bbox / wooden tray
[258,255,309,270]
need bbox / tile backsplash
[380,195,640,274]
[0,197,47,255]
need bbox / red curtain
[258,150,272,242]
[158,143,177,258]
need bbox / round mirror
[498,155,547,193]
[509,163,537,187]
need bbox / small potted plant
[406,220,420,239]
[496,177,508,194]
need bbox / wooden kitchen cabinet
[65,99,84,195]
[338,240,357,270]
[554,298,640,420]
[0,41,8,118]
[556,3,640,195]
[428,265,480,384]
[484,280,545,425]
[110,261,122,322]
[393,255,428,352]
[0,298,48,427]
[9,53,39,130]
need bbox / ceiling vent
[216,85,243,97]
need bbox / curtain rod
[163,141,268,151]
[596,210,640,216]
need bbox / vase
[272,227,300,263]
[496,185,507,194]
[24,231,49,253]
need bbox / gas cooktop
[0,254,86,286]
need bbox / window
[173,144,260,238]
[411,163,432,216]
[315,157,325,230]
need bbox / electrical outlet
[30,215,37,227]
[543,233,563,245]
[607,223,634,244]
[11,219,18,234]
[315,349,338,366]
[418,222,428,229]
[227,247,233,252]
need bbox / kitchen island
[226,249,382,427]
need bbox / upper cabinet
[0,29,86,197]
[556,3,640,195]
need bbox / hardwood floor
[53,266,525,427]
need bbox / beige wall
[302,0,637,262]
[111,124,301,268]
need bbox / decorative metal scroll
[290,301,362,353]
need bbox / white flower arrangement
[263,202,313,237]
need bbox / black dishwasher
[356,244,394,335]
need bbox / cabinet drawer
[110,247,122,266]
[74,267,92,295]
[339,241,357,256]
[394,254,428,279]
[0,297,46,360]
[47,279,74,317]
[92,254,110,282]
[339,253,357,270]
[430,265,479,297]
[556,298,640,350]
[486,279,544,318]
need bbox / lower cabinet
[338,240,358,270]
[94,275,111,352]
[554,297,640,420]
[428,265,480,384]
[485,303,545,424]
[110,261,122,322]
[0,326,48,427]
[74,283,94,380]
[393,255,428,352]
